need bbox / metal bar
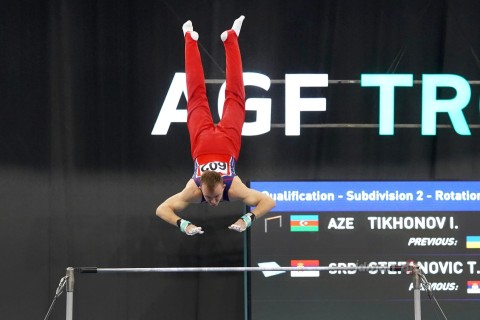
[413,269,422,320]
[76,265,407,273]
[67,265,419,320]
[66,268,75,320]
[66,293,73,320]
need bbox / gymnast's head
[199,171,225,207]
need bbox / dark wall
[1,0,480,319]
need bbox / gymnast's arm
[229,177,276,219]
[156,180,203,234]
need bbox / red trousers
[185,30,245,161]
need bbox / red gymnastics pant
[185,30,245,161]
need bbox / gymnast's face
[200,183,225,207]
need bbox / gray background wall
[1,0,480,319]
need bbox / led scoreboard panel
[247,181,480,320]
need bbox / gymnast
[156,16,276,235]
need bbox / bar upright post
[413,266,421,320]
[66,267,75,320]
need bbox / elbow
[263,194,276,211]
[266,196,277,211]
[270,198,277,210]
[156,204,166,219]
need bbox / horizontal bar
[76,265,414,273]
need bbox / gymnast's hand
[178,218,204,236]
[228,212,255,232]
[185,223,204,236]
[228,219,247,232]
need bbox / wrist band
[178,219,191,233]
[241,212,256,228]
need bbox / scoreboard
[246,181,480,320]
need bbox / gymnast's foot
[221,15,245,42]
[182,20,199,40]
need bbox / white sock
[182,20,192,36]
[221,15,245,41]
[182,20,199,40]
[232,15,245,36]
